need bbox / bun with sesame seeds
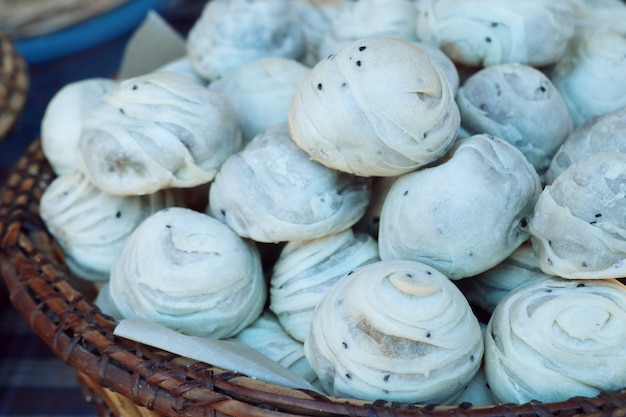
[304,259,484,404]
[288,37,460,177]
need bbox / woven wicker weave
[0,31,28,142]
[1,140,626,417]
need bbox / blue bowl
[0,0,168,169]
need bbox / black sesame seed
[491,22,498,27]
[132,85,138,90]
[119,108,125,114]
[166,224,171,228]
[520,218,528,228]
[220,209,226,216]
[539,85,546,92]
[590,221,597,225]
[582,261,588,267]
[426,332,431,338]
[347,270,354,276]
[403,190,409,196]
[341,82,347,88]
[423,132,428,139]
[546,288,553,293]
[548,258,553,266]
[577,283,586,287]
[548,240,553,247]
[356,60,362,66]
[342,342,348,349]
[595,213,602,218]
[485,37,492,43]
[426,270,432,275]
[470,355,475,362]
[383,374,390,382]
[359,46,366,51]
[345,373,352,379]
[317,83,323,90]
[115,210,121,218]
[406,273,413,278]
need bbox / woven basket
[1,139,626,417]
[0,31,28,143]
[0,0,130,39]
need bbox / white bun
[186,0,306,81]
[546,105,626,184]
[485,277,626,404]
[109,207,266,339]
[530,150,626,279]
[289,37,460,177]
[207,123,371,243]
[270,228,379,342]
[379,134,541,279]
[305,259,483,403]
[39,170,181,281]
[41,78,118,175]
[416,0,575,67]
[77,72,241,196]
[209,57,310,145]
[550,27,626,128]
[457,63,572,176]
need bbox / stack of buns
[38,0,626,407]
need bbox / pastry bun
[305,259,484,403]
[207,123,371,243]
[288,37,460,177]
[77,72,241,196]
[109,207,266,339]
[379,134,541,279]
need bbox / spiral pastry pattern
[289,37,460,177]
[484,276,626,404]
[305,259,483,403]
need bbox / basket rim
[1,139,625,417]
